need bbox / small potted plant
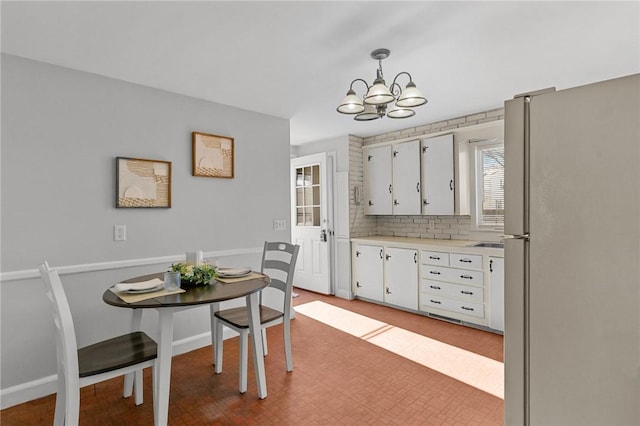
[169,262,217,286]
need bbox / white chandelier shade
[337,48,427,121]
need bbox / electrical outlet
[273,219,287,231]
[114,225,127,241]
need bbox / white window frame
[469,138,504,232]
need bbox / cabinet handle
[460,290,474,295]
[356,281,361,288]
[461,306,475,311]
[429,271,441,275]
[430,299,441,304]
[429,255,440,260]
[460,275,473,280]
[394,199,399,206]
[416,182,420,193]
[414,252,417,263]
[489,259,493,272]
[449,179,454,191]
[386,287,392,294]
[379,249,383,259]
[385,254,391,260]
[389,184,392,194]
[459,258,472,263]
[429,285,441,290]
[356,251,361,257]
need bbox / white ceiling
[2,1,639,146]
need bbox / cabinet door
[421,134,454,215]
[392,140,421,215]
[489,256,504,331]
[364,145,392,215]
[353,244,384,302]
[385,247,418,310]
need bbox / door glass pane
[294,163,322,227]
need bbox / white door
[364,145,392,215]
[291,153,332,294]
[422,134,454,215]
[392,140,421,214]
[385,247,418,310]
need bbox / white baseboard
[0,328,240,410]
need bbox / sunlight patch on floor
[294,300,504,399]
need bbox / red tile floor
[1,289,504,425]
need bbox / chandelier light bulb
[395,81,428,108]
[337,89,365,114]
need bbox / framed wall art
[116,157,172,208]
[192,131,234,178]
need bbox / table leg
[246,292,267,399]
[155,309,174,426]
[124,309,144,398]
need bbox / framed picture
[192,132,234,178]
[116,157,171,208]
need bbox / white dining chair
[212,241,299,393]
[39,262,157,425]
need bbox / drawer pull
[460,290,474,295]
[461,306,475,311]
[430,299,442,304]
[460,275,473,280]
[429,271,441,275]
[429,285,441,290]
[459,259,472,263]
[429,255,440,260]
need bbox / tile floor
[1,289,504,425]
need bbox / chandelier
[337,48,428,121]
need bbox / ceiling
[2,1,638,146]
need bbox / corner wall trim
[0,247,263,283]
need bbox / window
[473,140,504,228]
[295,165,321,226]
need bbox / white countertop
[350,236,504,255]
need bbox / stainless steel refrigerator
[504,74,640,425]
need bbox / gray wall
[0,54,291,403]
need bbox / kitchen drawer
[421,250,449,266]
[421,295,485,318]
[422,279,484,303]
[421,265,484,287]
[450,252,483,270]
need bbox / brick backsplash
[348,108,503,240]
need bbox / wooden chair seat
[78,331,157,378]
[214,306,284,329]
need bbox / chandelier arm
[390,71,414,88]
[349,78,371,94]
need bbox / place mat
[109,286,185,303]
[216,272,265,284]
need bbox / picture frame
[116,157,172,208]
[192,131,234,178]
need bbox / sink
[469,242,504,249]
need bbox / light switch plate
[273,219,287,231]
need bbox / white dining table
[103,272,271,425]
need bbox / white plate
[217,267,251,277]
[218,271,252,278]
[124,284,164,294]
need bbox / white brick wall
[348,108,503,239]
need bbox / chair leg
[123,373,134,398]
[53,376,66,426]
[239,330,248,394]
[214,318,224,374]
[134,369,143,405]
[261,328,268,356]
[284,320,293,372]
[65,380,80,426]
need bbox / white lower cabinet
[384,247,418,310]
[352,244,384,302]
[352,238,503,332]
[489,256,504,331]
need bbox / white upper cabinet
[364,140,421,215]
[364,145,393,215]
[421,134,454,215]
[391,140,421,215]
